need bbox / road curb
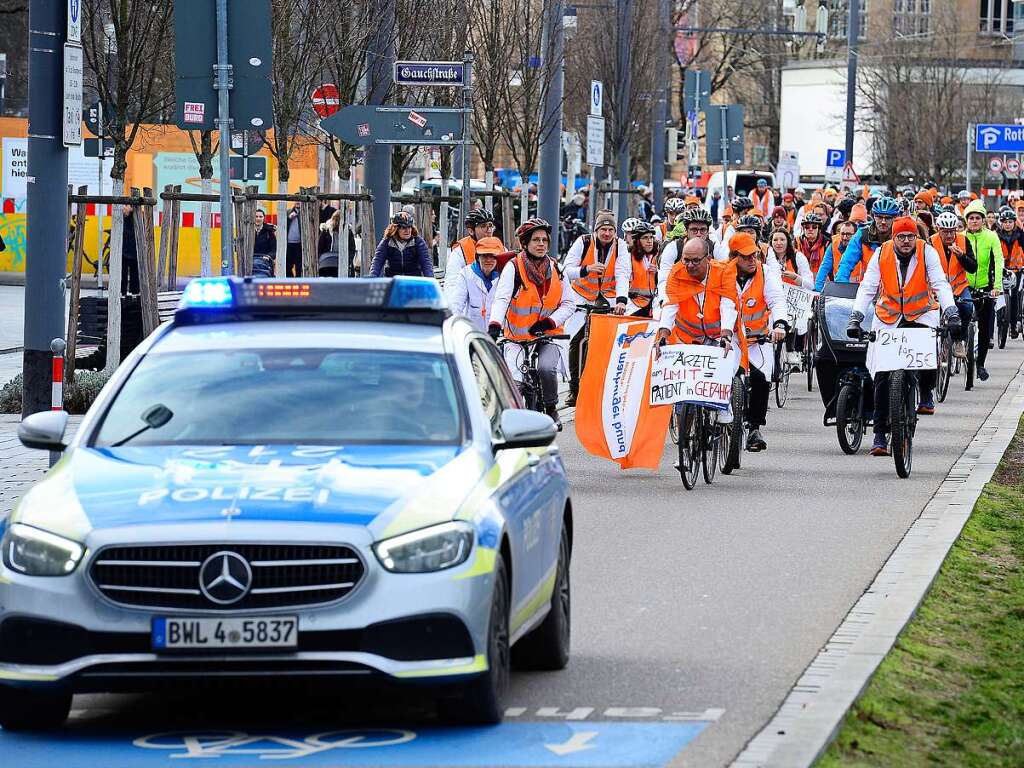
[732,361,1024,768]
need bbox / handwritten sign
[650,344,738,409]
[784,284,815,326]
[867,327,937,376]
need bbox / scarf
[523,253,552,295]
[471,260,498,292]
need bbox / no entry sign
[312,84,341,119]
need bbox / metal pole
[214,0,234,275]
[22,0,68,417]
[96,102,104,292]
[459,50,474,227]
[720,106,729,215]
[616,0,634,219]
[538,0,564,236]
[366,0,396,242]
[844,0,860,164]
[650,0,670,215]
[966,123,974,194]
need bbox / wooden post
[299,186,319,277]
[133,187,159,335]
[156,185,173,291]
[167,185,181,288]
[64,186,88,386]
[502,195,515,251]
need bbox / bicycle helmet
[621,217,644,235]
[681,207,713,226]
[390,211,415,227]
[515,217,552,246]
[871,197,901,217]
[998,206,1016,222]
[732,196,754,213]
[650,214,664,224]
[801,212,825,227]
[465,208,495,226]
[664,197,686,215]
[632,221,656,238]
[935,211,961,231]
[736,215,763,237]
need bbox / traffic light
[667,127,679,162]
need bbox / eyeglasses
[893,233,917,242]
[681,257,707,266]
[687,226,709,235]
[530,236,550,244]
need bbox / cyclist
[780,192,798,229]
[658,207,713,306]
[448,236,505,332]
[814,219,858,290]
[563,209,631,405]
[770,206,791,233]
[444,208,497,302]
[750,178,775,218]
[661,197,687,239]
[955,190,971,217]
[626,221,659,317]
[621,217,644,248]
[962,199,1003,381]
[713,197,755,261]
[731,232,789,451]
[654,236,741,425]
[768,227,814,369]
[797,212,829,276]
[830,196,901,286]
[995,207,1024,338]
[488,218,575,426]
[846,217,959,456]
[930,210,977,358]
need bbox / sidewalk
[0,414,83,516]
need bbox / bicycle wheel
[677,406,700,490]
[890,371,913,478]
[936,334,951,404]
[965,321,976,391]
[722,375,745,474]
[804,322,816,392]
[702,410,719,485]
[775,360,791,408]
[836,381,864,455]
[718,413,731,473]
[669,411,679,445]
[998,306,1008,349]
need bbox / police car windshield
[93,348,462,446]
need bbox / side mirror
[18,411,70,452]
[494,409,558,451]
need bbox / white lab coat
[489,258,576,382]
[448,264,499,332]
[656,238,682,307]
[443,242,472,304]
[737,264,788,379]
[853,243,955,330]
[766,250,815,333]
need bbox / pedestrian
[285,204,302,277]
[638,186,655,221]
[252,208,276,277]
[370,211,434,278]
[120,205,140,295]
[319,199,337,225]
[317,210,357,277]
[710,190,722,226]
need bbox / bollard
[49,338,66,467]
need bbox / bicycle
[721,334,769,472]
[803,303,818,392]
[498,333,571,414]
[674,400,724,490]
[773,338,790,408]
[68,220,111,275]
[935,320,953,403]
[997,269,1011,349]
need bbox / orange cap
[892,217,918,237]
[474,236,505,255]
[849,203,868,223]
[729,232,759,256]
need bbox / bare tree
[81,0,174,372]
[468,0,511,195]
[187,130,217,277]
[267,0,330,276]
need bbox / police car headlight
[374,522,474,573]
[1,523,85,576]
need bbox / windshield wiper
[112,404,174,447]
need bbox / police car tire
[442,554,510,725]
[0,685,72,731]
[513,524,571,671]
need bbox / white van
[704,170,775,200]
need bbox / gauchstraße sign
[393,61,466,87]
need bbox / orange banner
[574,315,672,470]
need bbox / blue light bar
[388,277,446,310]
[180,278,234,308]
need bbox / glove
[488,323,501,341]
[846,310,865,339]
[528,318,556,336]
[943,306,962,332]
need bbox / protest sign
[784,284,815,326]
[650,344,738,410]
[867,327,937,376]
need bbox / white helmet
[621,217,644,234]
[935,211,961,231]
[664,198,686,215]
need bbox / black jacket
[254,224,277,257]
[121,214,137,261]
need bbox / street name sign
[393,61,466,87]
[320,105,463,146]
[975,124,1024,153]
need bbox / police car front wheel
[0,685,73,731]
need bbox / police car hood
[13,443,485,541]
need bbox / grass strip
[819,416,1024,767]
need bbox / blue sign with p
[826,148,845,168]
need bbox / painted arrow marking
[544,731,598,756]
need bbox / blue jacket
[370,236,434,278]
[823,226,885,288]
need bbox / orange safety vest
[629,254,657,310]
[572,237,620,302]
[738,265,770,336]
[801,235,828,275]
[828,234,846,280]
[774,253,801,286]
[750,189,773,218]
[875,241,938,325]
[659,222,669,240]
[930,233,970,296]
[504,255,566,341]
[849,243,875,284]
[999,236,1024,271]
[665,260,738,344]
[456,236,477,263]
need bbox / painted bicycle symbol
[133,729,417,759]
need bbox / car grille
[89,544,365,611]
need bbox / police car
[1,277,572,729]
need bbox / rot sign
[311,84,341,119]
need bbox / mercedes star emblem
[199,551,253,605]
